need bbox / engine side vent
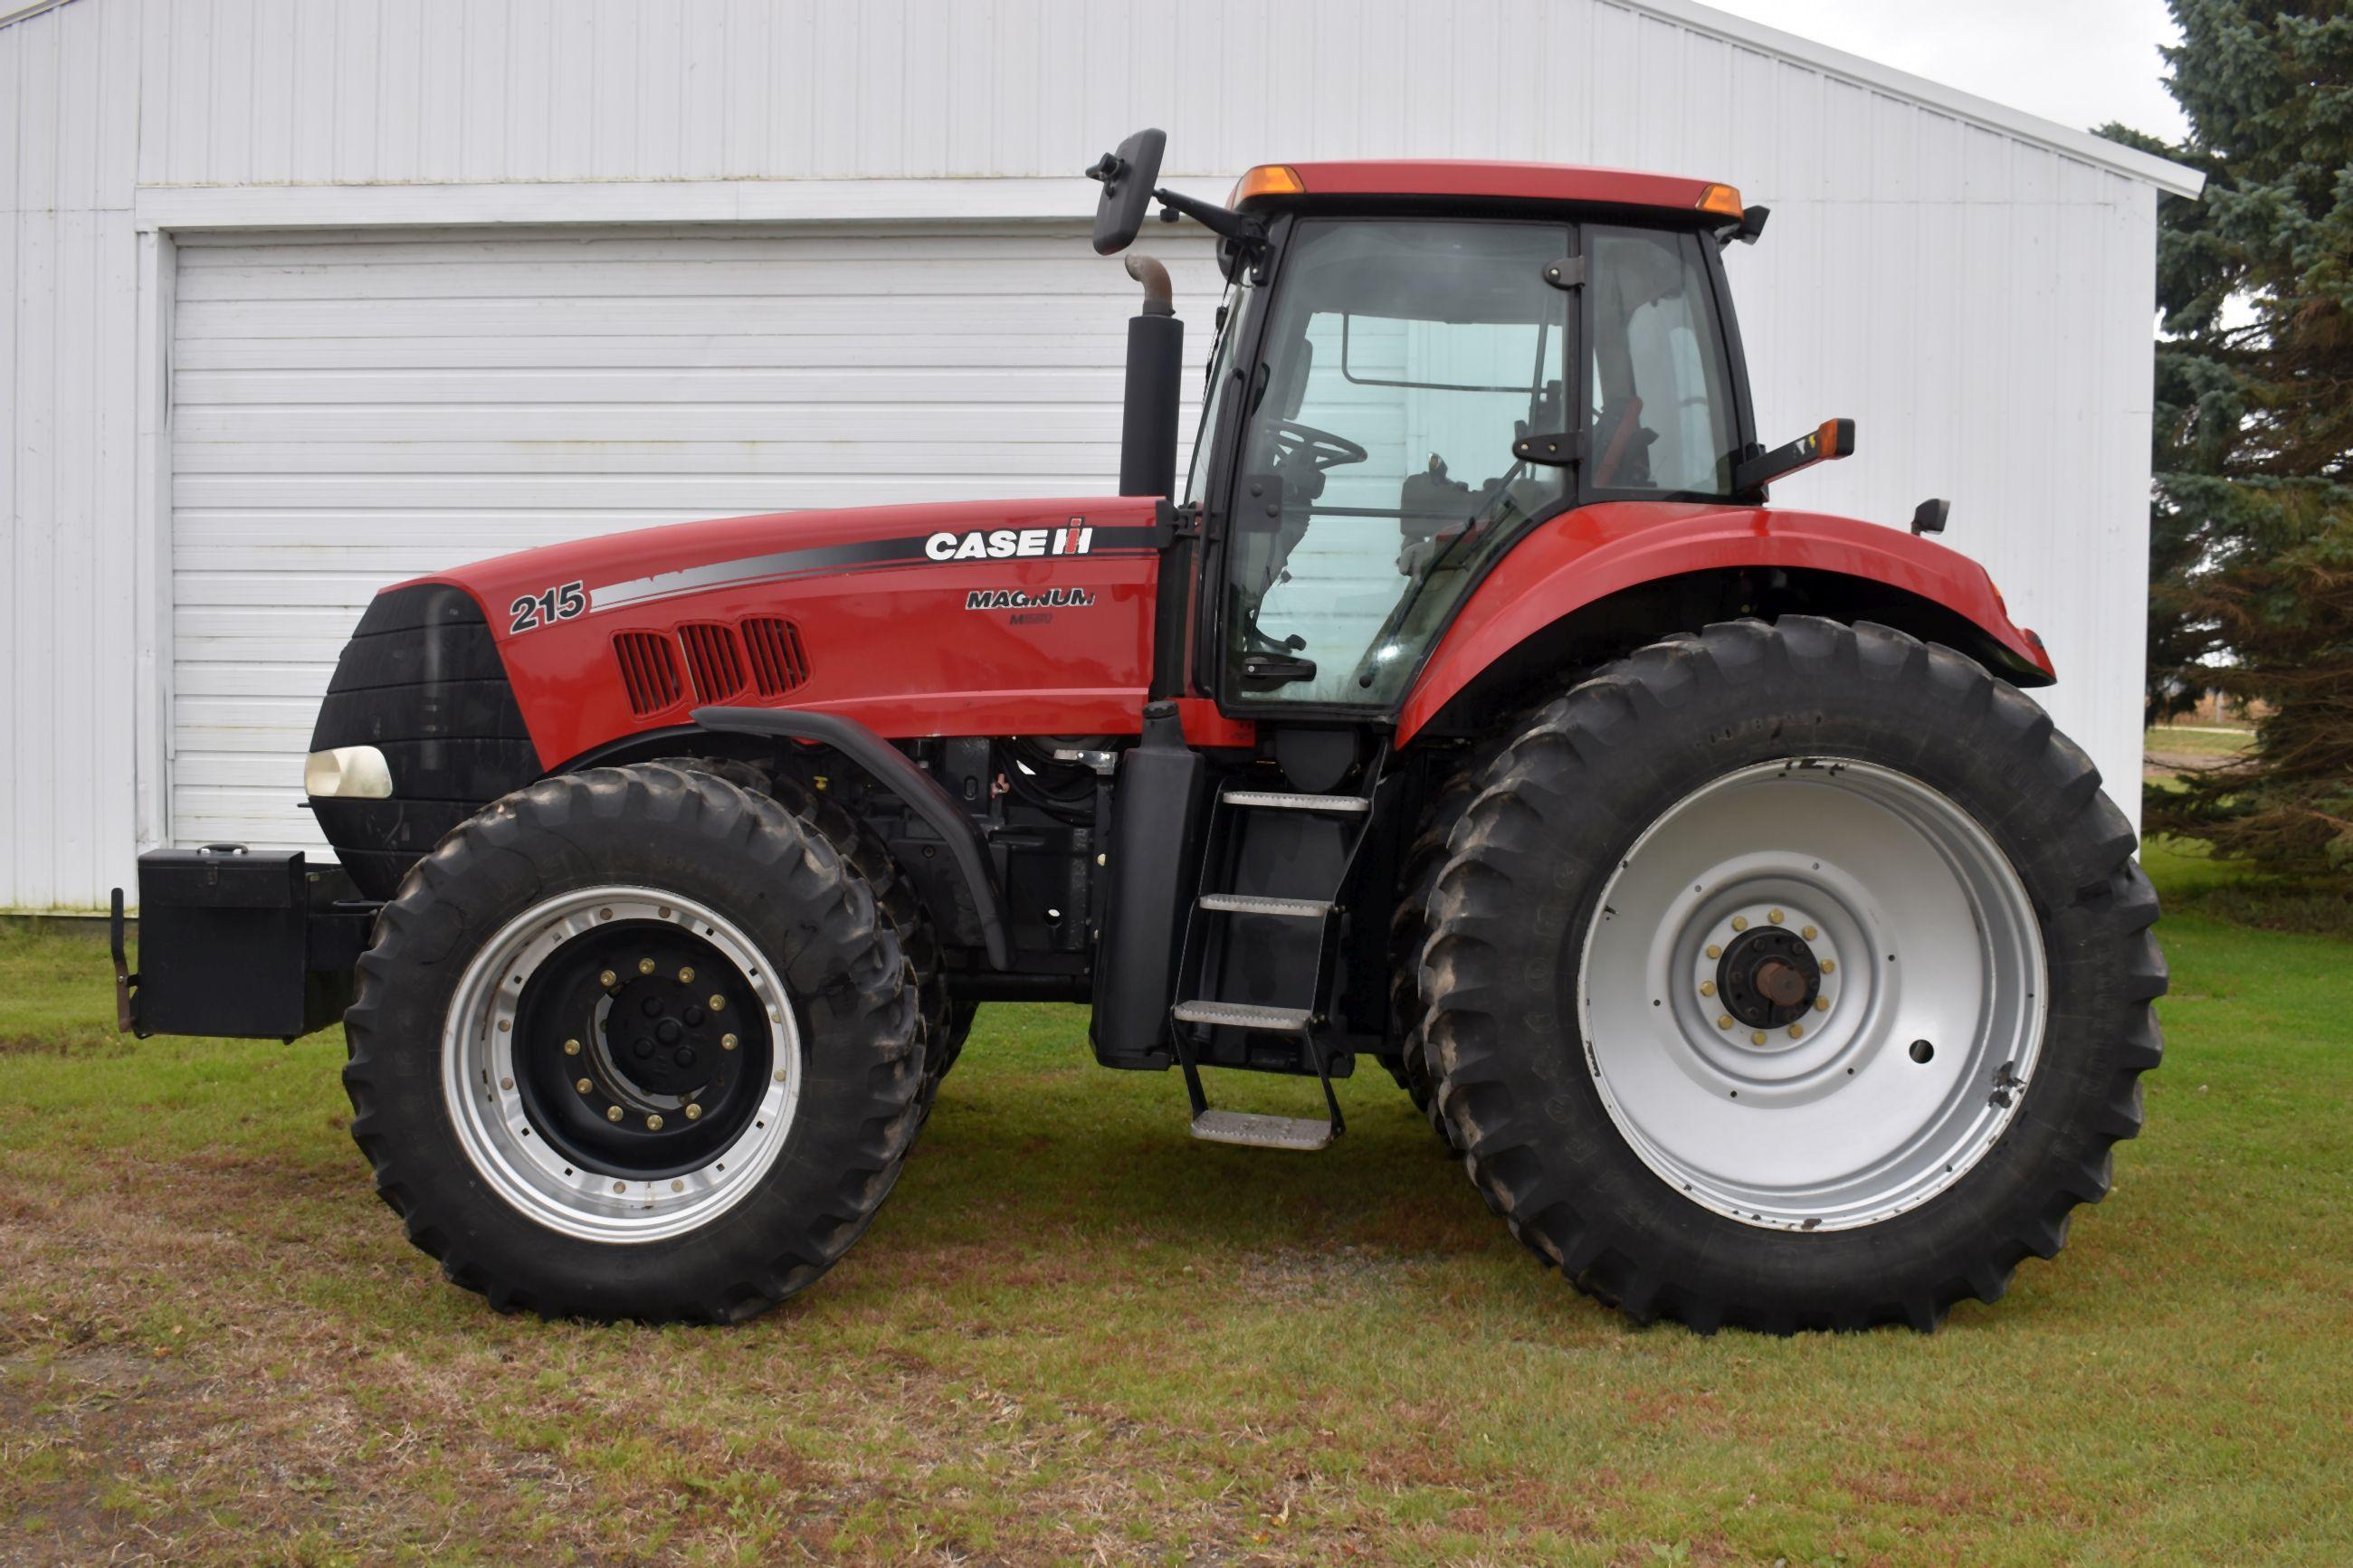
[679,622,747,703]
[614,631,685,717]
[740,616,811,697]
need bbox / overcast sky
[1701,0,2190,146]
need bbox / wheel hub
[1717,927,1821,1029]
[602,963,726,1098]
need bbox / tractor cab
[1200,176,1751,710]
[1089,137,1786,721]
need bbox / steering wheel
[1267,418,1368,474]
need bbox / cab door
[1206,216,1576,711]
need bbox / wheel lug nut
[1815,996,1830,1012]
[1768,908,1785,925]
[606,1105,624,1122]
[678,966,696,984]
[1749,1031,1766,1046]
[685,1103,703,1121]
[1821,959,1836,974]
[721,1033,738,1051]
[638,958,656,975]
[709,994,726,1012]
[1705,944,1721,959]
[645,1114,663,1131]
[1801,925,1817,940]
[576,1077,594,1094]
[1787,1023,1805,1040]
[564,1038,581,1056]
[1699,981,1716,997]
[1716,1015,1732,1031]
[1730,916,1749,931]
[599,970,617,988]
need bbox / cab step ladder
[1167,760,1383,1150]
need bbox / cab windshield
[1220,215,1740,706]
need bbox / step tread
[1196,893,1332,917]
[1220,789,1372,814]
[1190,1108,1334,1152]
[1171,1001,1312,1031]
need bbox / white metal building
[0,0,2201,911]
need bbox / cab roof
[1232,160,1742,221]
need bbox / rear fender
[1396,502,2053,745]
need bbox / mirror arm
[1731,417,1854,498]
[1151,187,1267,246]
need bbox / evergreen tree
[2108,1,2353,887]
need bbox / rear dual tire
[344,764,923,1322]
[1418,618,2166,1332]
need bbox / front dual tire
[345,764,922,1322]
[1418,618,2167,1332]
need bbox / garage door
[168,223,1221,853]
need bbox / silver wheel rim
[442,886,801,1244]
[1577,759,2045,1231]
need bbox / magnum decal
[924,518,1095,561]
[966,587,1097,611]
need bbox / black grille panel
[310,584,541,899]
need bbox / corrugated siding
[3,0,2175,906]
[167,223,1219,849]
[2,0,140,910]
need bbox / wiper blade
[1348,465,1535,695]
[1389,460,1529,625]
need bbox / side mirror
[1732,417,1854,497]
[1087,128,1167,256]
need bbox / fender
[691,705,1014,970]
[1396,501,2055,745]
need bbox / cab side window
[1586,226,1740,496]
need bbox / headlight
[304,745,394,799]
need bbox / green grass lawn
[2,849,2348,1564]
[2143,722,2255,764]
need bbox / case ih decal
[925,520,1095,561]
[584,518,1129,617]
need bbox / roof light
[1233,165,1307,205]
[1697,183,1745,219]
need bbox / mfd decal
[924,519,1094,561]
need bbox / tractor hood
[402,495,1169,632]
[386,495,1172,767]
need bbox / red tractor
[114,132,2164,1333]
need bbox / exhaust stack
[1117,253,1183,499]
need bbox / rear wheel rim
[442,886,801,1244]
[1577,758,2045,1231]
